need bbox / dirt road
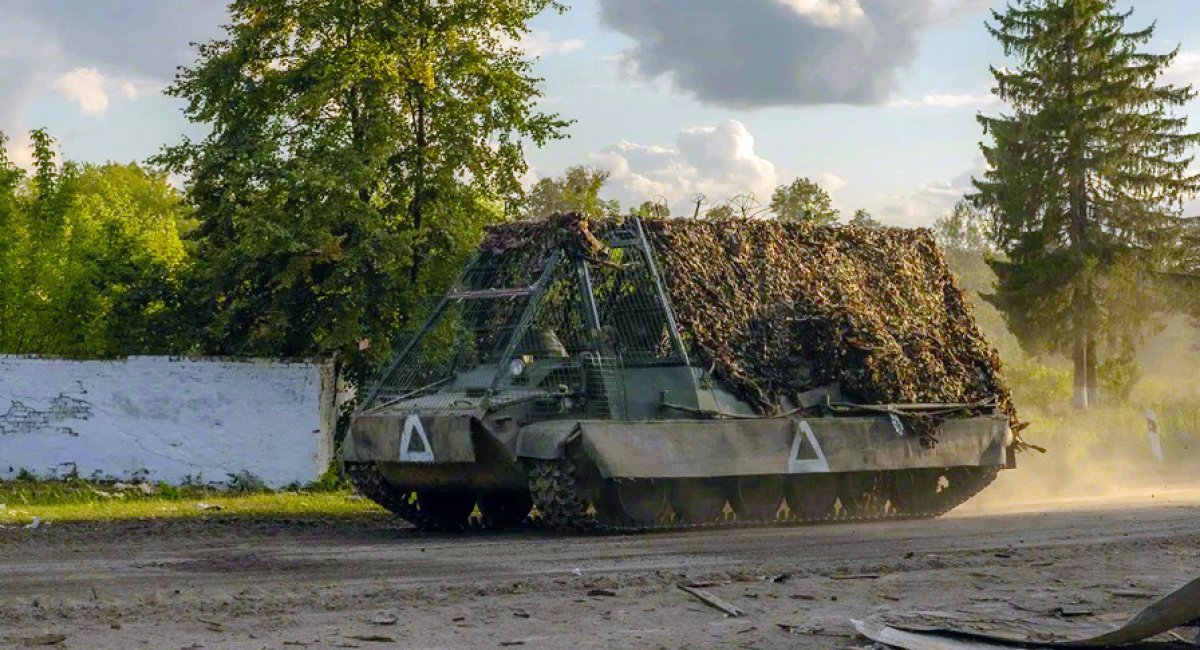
[2,488,1198,650]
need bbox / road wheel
[602,479,670,527]
[889,469,943,516]
[732,475,785,521]
[837,472,890,519]
[670,478,730,524]
[784,474,838,521]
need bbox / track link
[345,462,470,532]
[528,459,999,534]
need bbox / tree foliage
[933,199,993,253]
[524,165,619,218]
[0,129,193,357]
[848,209,881,228]
[972,0,1200,406]
[157,0,568,385]
[769,177,839,224]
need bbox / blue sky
[2,0,1198,225]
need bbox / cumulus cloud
[1163,50,1200,87]
[3,1,226,84]
[888,91,999,109]
[53,68,110,117]
[0,0,226,151]
[597,0,948,107]
[819,172,848,193]
[869,163,981,228]
[589,119,781,213]
[519,30,586,57]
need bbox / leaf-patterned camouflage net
[481,214,1019,429]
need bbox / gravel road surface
[2,487,1198,649]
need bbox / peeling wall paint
[0,356,336,487]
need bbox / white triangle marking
[789,420,830,473]
[400,414,436,463]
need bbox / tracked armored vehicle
[344,214,1020,532]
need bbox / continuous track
[350,460,1000,534]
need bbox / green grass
[0,478,384,526]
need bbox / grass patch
[0,478,384,526]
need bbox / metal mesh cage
[360,216,688,418]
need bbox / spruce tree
[972,0,1200,408]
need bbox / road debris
[587,589,617,597]
[370,613,398,626]
[677,584,746,618]
[197,503,222,512]
[345,634,395,643]
[1053,605,1094,618]
[24,517,41,530]
[17,634,66,647]
[761,573,792,584]
[778,623,824,636]
[196,616,223,632]
[853,573,1200,648]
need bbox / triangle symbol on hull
[789,419,830,473]
[400,414,436,463]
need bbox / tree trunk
[1085,337,1099,407]
[1072,330,1089,410]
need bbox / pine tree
[972,0,1200,408]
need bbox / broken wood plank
[677,584,745,618]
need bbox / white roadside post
[1145,409,1164,462]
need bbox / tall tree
[524,165,619,218]
[157,0,569,385]
[769,177,839,224]
[973,0,1200,408]
[0,132,25,340]
[0,129,193,357]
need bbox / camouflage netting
[481,213,1020,431]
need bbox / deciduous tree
[157,0,569,385]
[0,129,193,357]
[769,177,838,224]
[524,165,619,218]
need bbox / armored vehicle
[345,214,1019,532]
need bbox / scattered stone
[370,613,398,626]
[587,589,618,598]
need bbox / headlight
[509,358,527,377]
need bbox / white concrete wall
[0,356,336,487]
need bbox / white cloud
[5,132,37,169]
[598,0,937,107]
[589,119,780,213]
[889,91,998,109]
[120,81,139,100]
[1164,50,1200,86]
[519,30,586,57]
[53,67,109,117]
[819,172,848,192]
[867,162,982,227]
[774,0,866,28]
